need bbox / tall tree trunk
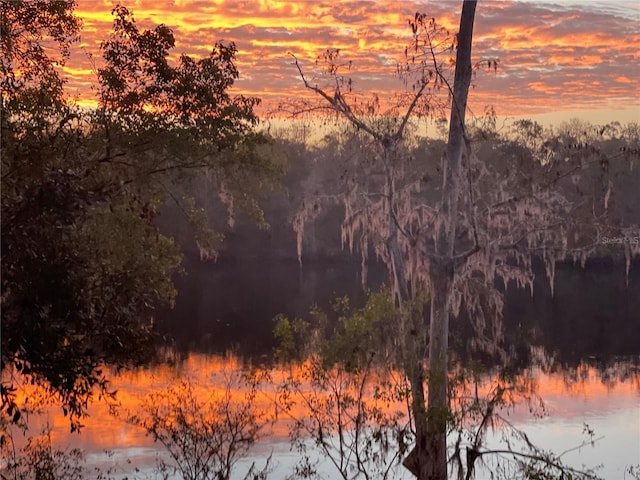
[295,2,476,477]
[405,2,477,479]
[427,2,476,479]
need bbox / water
[3,259,640,479]
[5,353,638,480]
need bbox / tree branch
[472,446,601,479]
[290,53,381,141]
[396,79,429,140]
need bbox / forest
[1,1,639,479]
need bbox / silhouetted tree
[1,2,280,431]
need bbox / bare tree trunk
[424,266,453,480]
[292,3,476,477]
[406,2,477,480]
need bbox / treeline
[167,119,640,264]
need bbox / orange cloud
[59,0,639,121]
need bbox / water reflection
[3,352,638,479]
[4,257,640,477]
[159,258,640,365]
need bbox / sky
[66,0,640,126]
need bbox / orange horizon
[4,352,638,459]
[47,0,639,126]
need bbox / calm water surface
[6,352,638,480]
[4,260,640,479]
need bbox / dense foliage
[0,1,280,430]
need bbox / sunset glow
[5,2,640,478]
[63,0,639,124]
[8,353,638,462]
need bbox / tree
[94,4,281,254]
[287,5,472,478]
[421,3,476,478]
[287,2,638,479]
[0,426,88,480]
[0,0,80,123]
[1,0,126,432]
[1,2,280,431]
[272,291,414,480]
[127,375,272,480]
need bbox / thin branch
[360,192,389,199]
[396,79,429,140]
[452,244,480,265]
[391,204,413,241]
[558,436,606,458]
[473,447,600,478]
[290,53,380,141]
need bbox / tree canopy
[1,1,281,431]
